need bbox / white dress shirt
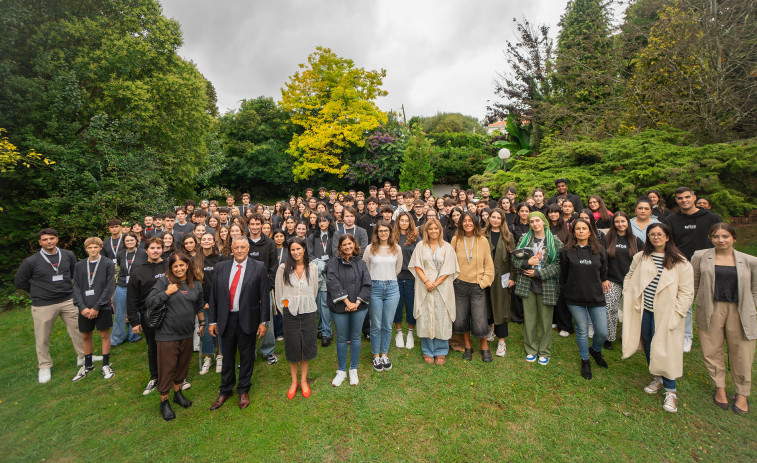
[228,258,247,312]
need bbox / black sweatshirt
[664,208,723,260]
[116,247,147,287]
[126,260,168,326]
[605,234,643,284]
[559,245,608,307]
[14,248,77,306]
[201,253,227,305]
[72,258,116,313]
[357,212,381,239]
[145,277,204,342]
[101,235,124,261]
[248,234,278,285]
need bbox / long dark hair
[546,203,569,243]
[484,208,513,252]
[283,237,310,286]
[393,211,419,245]
[179,234,204,281]
[588,195,613,222]
[642,223,686,269]
[446,207,463,230]
[454,211,483,242]
[166,252,197,286]
[647,189,667,214]
[565,218,602,253]
[579,209,601,236]
[605,211,638,258]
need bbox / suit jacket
[692,248,757,340]
[208,257,270,337]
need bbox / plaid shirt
[511,235,564,306]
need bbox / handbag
[145,302,167,329]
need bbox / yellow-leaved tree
[280,47,388,181]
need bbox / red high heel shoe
[301,382,311,398]
[287,382,298,400]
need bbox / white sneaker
[102,365,114,379]
[395,330,405,348]
[349,368,359,385]
[39,368,51,384]
[644,376,663,394]
[215,355,223,373]
[486,325,496,342]
[405,330,415,349]
[332,370,347,387]
[77,355,103,366]
[559,330,570,337]
[199,356,212,375]
[552,324,557,329]
[72,366,91,382]
[663,391,678,413]
[496,340,507,357]
[683,338,692,353]
[181,379,191,390]
[142,379,157,396]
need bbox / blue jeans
[641,310,676,390]
[332,309,368,371]
[316,290,332,338]
[421,338,449,357]
[567,304,608,360]
[369,280,400,356]
[394,278,416,326]
[111,285,140,345]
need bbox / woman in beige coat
[622,223,694,413]
[692,223,757,415]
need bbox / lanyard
[87,259,101,288]
[39,248,61,274]
[125,250,136,275]
[277,248,284,265]
[320,233,328,254]
[463,236,475,263]
[111,235,122,257]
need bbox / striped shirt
[643,253,665,311]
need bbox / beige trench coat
[409,241,460,340]
[621,252,694,379]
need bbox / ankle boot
[581,359,592,380]
[160,399,176,421]
[589,348,608,368]
[173,389,192,409]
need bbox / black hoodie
[126,260,168,326]
[664,208,722,260]
[605,233,644,284]
[247,234,277,285]
[559,245,608,307]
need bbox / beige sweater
[450,234,494,288]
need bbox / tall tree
[550,0,619,138]
[280,47,388,181]
[399,127,434,191]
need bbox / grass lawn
[0,304,756,463]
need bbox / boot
[173,389,192,409]
[581,359,592,380]
[160,399,176,421]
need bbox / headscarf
[516,211,558,262]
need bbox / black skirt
[283,308,318,363]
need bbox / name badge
[125,276,130,284]
[85,289,95,296]
[113,258,117,264]
[52,275,64,282]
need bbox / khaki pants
[31,299,84,369]
[699,301,755,396]
[522,292,554,357]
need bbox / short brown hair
[84,237,103,248]
[337,233,361,260]
[708,222,736,239]
[145,236,163,248]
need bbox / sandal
[434,355,446,366]
[423,355,434,364]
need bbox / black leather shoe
[322,336,332,347]
[317,332,323,339]
[581,359,592,380]
[160,399,176,421]
[589,348,608,368]
[173,389,192,409]
[481,349,493,362]
[462,348,473,361]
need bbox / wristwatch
[260,321,270,328]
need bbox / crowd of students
[13,179,757,420]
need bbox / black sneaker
[381,356,392,370]
[589,348,608,368]
[317,332,323,340]
[481,350,493,362]
[321,336,332,347]
[267,353,278,365]
[581,359,592,380]
[372,357,384,371]
[462,348,473,361]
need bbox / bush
[470,129,757,217]
[428,132,493,186]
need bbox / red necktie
[229,264,242,311]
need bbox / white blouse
[274,262,319,316]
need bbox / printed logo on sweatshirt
[579,259,593,265]
[684,225,697,230]
[615,244,627,249]
[154,273,165,279]
[204,266,215,271]
[250,251,260,257]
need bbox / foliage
[409,112,484,134]
[280,47,388,181]
[345,127,404,187]
[426,132,492,187]
[399,127,434,191]
[0,129,54,173]
[210,97,297,198]
[470,129,757,216]
[625,0,757,142]
[485,115,533,172]
[487,18,553,151]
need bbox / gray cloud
[160,1,619,120]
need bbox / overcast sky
[160,0,627,122]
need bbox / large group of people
[13,179,756,420]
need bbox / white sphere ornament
[498,148,511,160]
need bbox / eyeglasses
[378,230,390,234]
[649,233,666,238]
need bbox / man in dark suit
[208,236,270,410]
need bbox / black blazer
[208,257,270,337]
